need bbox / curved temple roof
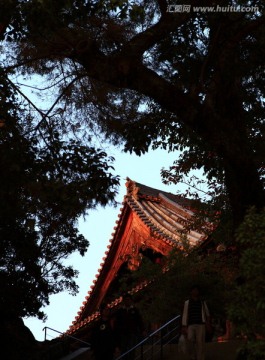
[66,178,207,335]
[125,179,204,246]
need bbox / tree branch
[119,7,190,58]
[157,0,169,16]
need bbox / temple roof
[125,178,204,245]
[66,178,207,335]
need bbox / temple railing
[115,314,181,360]
[40,326,90,360]
[43,326,90,347]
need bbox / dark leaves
[0,75,120,318]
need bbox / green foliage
[1,0,264,225]
[125,244,236,325]
[0,6,265,356]
[228,209,265,359]
[0,74,119,319]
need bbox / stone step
[58,340,244,360]
[59,347,90,360]
[149,340,243,360]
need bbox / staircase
[149,340,243,360]
[59,347,91,360]
[42,318,244,360]
[57,340,243,360]
[114,315,243,360]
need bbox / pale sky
[24,147,186,341]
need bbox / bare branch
[7,76,46,119]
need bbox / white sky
[24,147,187,341]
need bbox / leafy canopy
[0,72,119,319]
[1,0,264,225]
[0,0,265,329]
[228,209,265,359]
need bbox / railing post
[151,331,154,359]
[160,328,163,359]
[43,326,47,342]
[115,315,180,360]
[42,326,90,347]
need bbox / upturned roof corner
[65,179,210,338]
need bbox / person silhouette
[181,285,210,360]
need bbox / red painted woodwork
[66,179,207,336]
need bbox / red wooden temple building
[65,178,209,340]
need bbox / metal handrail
[115,314,181,360]
[43,326,91,347]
